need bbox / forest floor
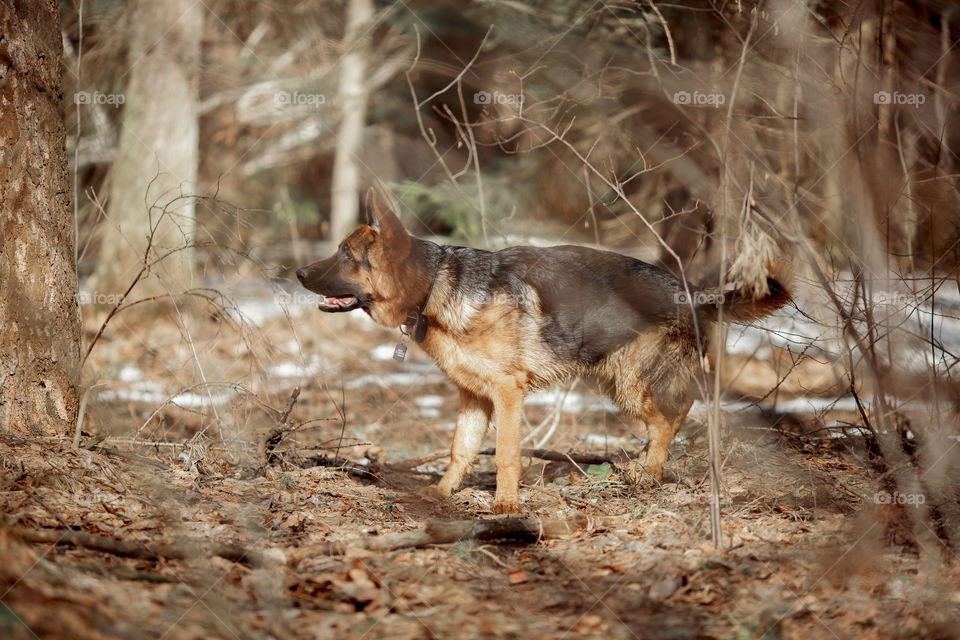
[2,286,959,639]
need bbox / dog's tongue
[322,295,356,308]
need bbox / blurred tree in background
[92,0,201,297]
[330,0,374,241]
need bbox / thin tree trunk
[329,0,374,241]
[93,0,201,298]
[0,1,81,436]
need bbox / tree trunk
[329,0,374,241]
[93,0,201,298]
[0,1,81,436]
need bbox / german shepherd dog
[296,195,789,513]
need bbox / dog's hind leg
[633,397,692,483]
[606,371,693,484]
[428,388,492,498]
[604,331,698,484]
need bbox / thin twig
[646,0,677,66]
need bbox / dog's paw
[491,494,520,514]
[625,464,663,488]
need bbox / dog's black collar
[404,273,438,344]
[401,306,429,343]
[392,250,441,361]
[402,246,444,343]
[393,297,429,362]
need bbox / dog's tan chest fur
[421,301,528,396]
[420,291,574,398]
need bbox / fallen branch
[19,515,622,566]
[292,514,623,559]
[478,448,631,467]
[14,527,273,567]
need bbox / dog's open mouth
[318,295,360,312]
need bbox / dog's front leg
[491,383,524,513]
[427,388,492,498]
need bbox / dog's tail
[695,261,792,322]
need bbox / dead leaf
[649,575,681,601]
[508,569,528,585]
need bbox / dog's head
[296,191,415,326]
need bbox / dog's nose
[296,268,308,283]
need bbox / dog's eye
[340,246,356,263]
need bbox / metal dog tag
[393,330,411,362]
[394,308,424,362]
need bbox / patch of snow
[268,355,330,379]
[343,371,446,390]
[822,423,872,438]
[416,395,444,408]
[689,395,862,418]
[525,390,618,413]
[97,382,235,408]
[370,344,398,362]
[117,365,144,383]
[97,380,164,404]
[415,394,445,418]
[727,310,833,359]
[228,296,293,326]
[578,433,646,448]
[688,399,764,418]
[772,396,861,414]
[166,389,236,408]
[281,339,302,354]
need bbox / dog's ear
[366,188,410,253]
[363,189,379,228]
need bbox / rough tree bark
[0,1,81,436]
[93,0,201,297]
[329,0,374,240]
